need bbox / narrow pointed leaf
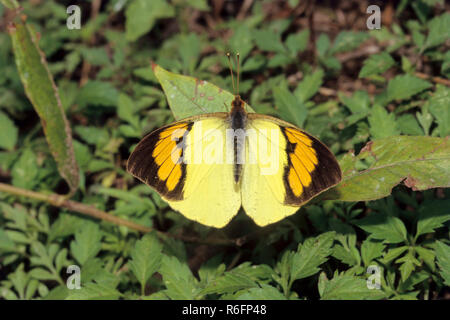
[8,21,79,194]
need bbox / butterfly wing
[241,114,342,226]
[127,114,241,228]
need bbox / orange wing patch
[152,124,188,191]
[284,127,318,197]
[127,121,192,200]
[281,126,342,206]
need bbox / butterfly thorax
[229,95,247,184]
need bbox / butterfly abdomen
[230,96,247,184]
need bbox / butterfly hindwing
[241,114,342,226]
[281,125,342,205]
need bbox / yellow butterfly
[127,56,341,228]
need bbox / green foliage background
[0,0,449,300]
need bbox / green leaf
[29,268,58,281]
[397,114,424,136]
[320,274,386,300]
[368,105,400,139]
[80,47,110,66]
[359,52,396,78]
[424,13,450,50]
[152,63,254,120]
[117,93,139,128]
[356,213,407,244]
[285,29,309,56]
[129,234,163,292]
[11,149,38,189]
[8,22,79,193]
[274,86,307,127]
[396,250,420,281]
[238,285,287,300]
[416,200,450,238]
[428,85,450,137]
[178,33,201,74]
[290,231,335,281]
[253,29,286,53]
[125,0,175,42]
[77,80,119,107]
[361,239,385,266]
[70,222,102,265]
[201,270,258,295]
[0,111,18,150]
[228,25,253,61]
[330,31,369,54]
[160,255,198,299]
[435,241,450,286]
[66,282,121,300]
[326,136,450,202]
[386,74,431,102]
[339,90,371,125]
[294,69,324,103]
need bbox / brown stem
[0,182,247,246]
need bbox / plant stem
[0,182,252,246]
[0,182,152,233]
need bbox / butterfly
[127,54,342,228]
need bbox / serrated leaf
[11,148,38,189]
[359,52,396,78]
[397,251,420,281]
[238,284,287,300]
[159,255,198,300]
[424,13,450,49]
[8,22,79,193]
[361,239,385,266]
[29,268,58,281]
[77,80,118,107]
[416,200,450,238]
[285,29,309,56]
[0,111,18,150]
[290,232,335,281]
[356,213,407,244]
[428,85,450,137]
[332,244,359,266]
[320,274,386,300]
[152,63,254,120]
[368,105,400,139]
[125,0,175,42]
[415,246,435,271]
[387,74,431,102]
[330,31,369,54]
[129,234,163,292]
[435,241,450,286]
[228,25,253,61]
[253,29,286,53]
[274,86,308,127]
[66,282,121,300]
[201,270,258,295]
[397,114,424,136]
[294,69,324,103]
[325,136,450,202]
[70,222,102,265]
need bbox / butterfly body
[127,92,342,228]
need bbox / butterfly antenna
[226,52,236,95]
[236,53,240,95]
